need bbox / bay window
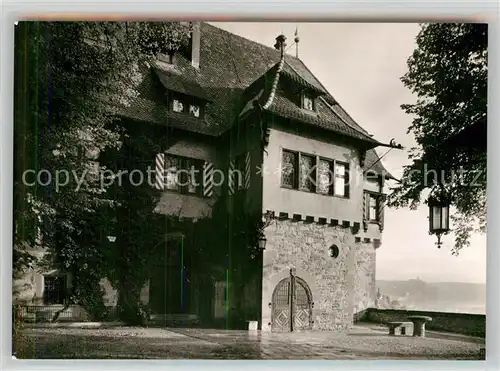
[280,149,350,198]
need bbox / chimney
[190,22,201,69]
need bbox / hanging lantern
[258,236,267,250]
[428,193,451,247]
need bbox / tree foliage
[13,21,191,317]
[387,23,487,254]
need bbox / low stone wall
[17,305,90,323]
[358,308,485,338]
[16,305,119,323]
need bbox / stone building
[14,22,397,331]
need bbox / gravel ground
[14,325,485,360]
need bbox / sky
[212,22,487,284]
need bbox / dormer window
[301,92,316,111]
[173,99,184,113]
[189,104,200,117]
[167,90,207,119]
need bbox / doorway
[271,274,313,332]
[149,238,189,314]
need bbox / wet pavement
[15,324,485,360]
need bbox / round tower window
[329,244,339,258]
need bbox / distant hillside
[376,279,486,314]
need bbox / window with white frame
[334,162,349,197]
[302,92,315,111]
[365,193,382,222]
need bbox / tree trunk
[117,284,144,325]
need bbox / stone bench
[407,315,432,337]
[386,321,412,336]
[247,320,258,331]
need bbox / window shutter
[344,164,350,198]
[154,153,165,190]
[228,159,235,196]
[363,192,369,231]
[244,151,251,189]
[202,162,214,197]
[378,195,386,231]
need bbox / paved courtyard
[14,323,485,360]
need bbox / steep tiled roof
[365,148,395,180]
[117,22,392,175]
[267,93,378,143]
[281,62,326,94]
[153,68,211,102]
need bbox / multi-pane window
[281,150,297,188]
[165,156,181,191]
[299,154,315,192]
[164,155,204,196]
[317,159,333,195]
[43,275,66,305]
[365,193,381,222]
[281,149,350,197]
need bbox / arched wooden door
[271,273,313,332]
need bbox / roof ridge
[262,55,286,110]
[205,22,284,60]
[205,22,310,70]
